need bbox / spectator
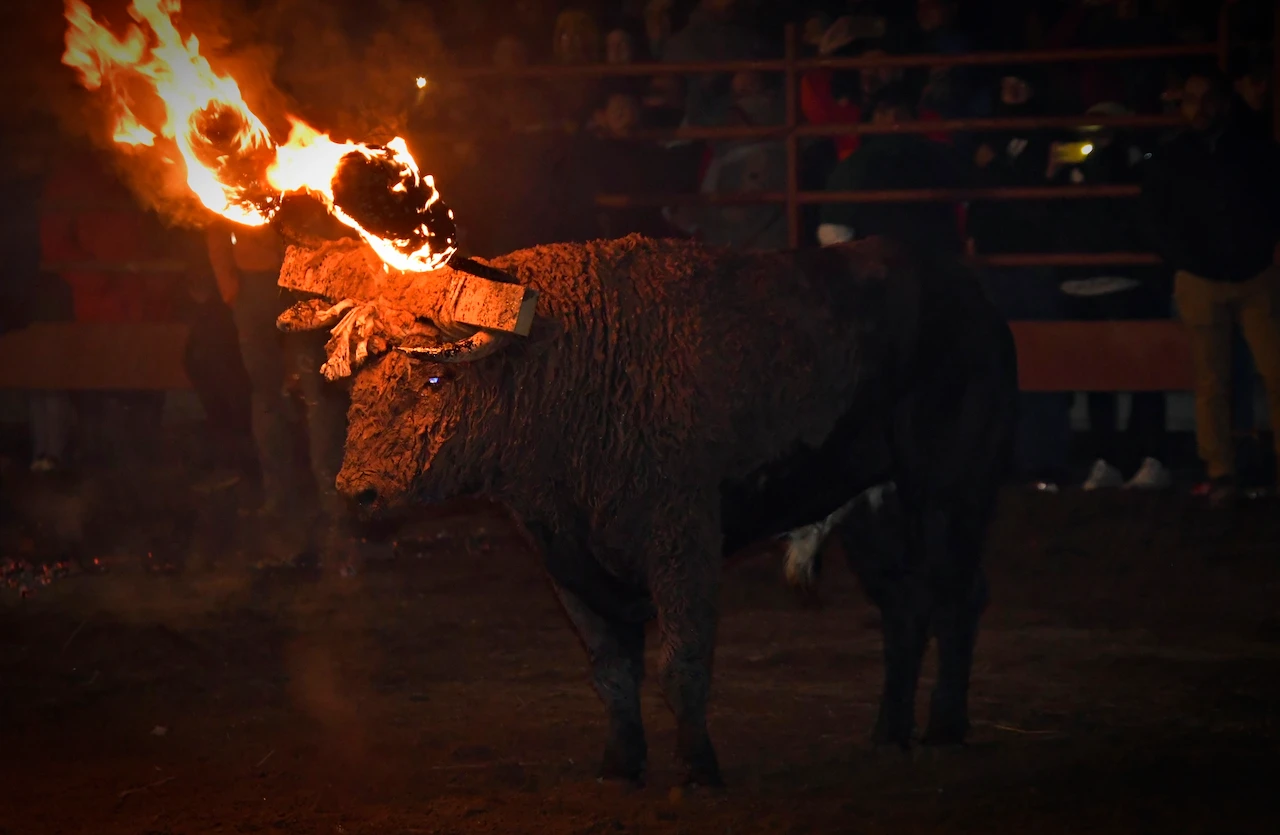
[485,33,558,134]
[549,8,604,126]
[817,85,968,255]
[599,19,652,101]
[1050,103,1172,491]
[644,0,675,60]
[642,74,688,128]
[38,142,175,478]
[666,69,787,251]
[662,0,773,129]
[0,120,68,473]
[1044,0,1174,113]
[904,0,985,125]
[1141,70,1280,505]
[799,7,833,55]
[177,230,255,494]
[799,18,903,165]
[969,67,1056,255]
[206,221,350,562]
[1230,50,1274,141]
[968,69,1073,490]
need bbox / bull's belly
[719,426,891,558]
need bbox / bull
[281,234,1017,787]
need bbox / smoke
[25,0,451,229]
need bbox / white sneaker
[1083,459,1124,490]
[1124,457,1171,490]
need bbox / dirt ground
[2,486,1279,835]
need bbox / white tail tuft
[781,482,896,590]
[783,523,825,590]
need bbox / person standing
[205,221,349,563]
[1141,70,1280,505]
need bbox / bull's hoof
[597,760,646,787]
[598,728,647,786]
[680,765,725,790]
[921,720,969,748]
[679,748,724,789]
[871,717,914,751]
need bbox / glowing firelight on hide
[61,0,457,272]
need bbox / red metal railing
[446,17,1232,263]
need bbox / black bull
[308,236,1017,787]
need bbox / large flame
[61,0,456,272]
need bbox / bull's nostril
[354,487,379,507]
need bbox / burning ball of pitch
[332,149,457,263]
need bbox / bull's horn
[277,298,356,332]
[396,329,507,363]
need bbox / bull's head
[335,348,471,519]
[276,268,533,519]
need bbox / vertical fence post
[1274,5,1280,141]
[784,23,799,250]
[1216,0,1230,72]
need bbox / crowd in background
[406,0,1278,496]
[1,0,1278,547]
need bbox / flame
[61,0,456,271]
[63,0,274,226]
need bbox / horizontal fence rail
[443,42,1219,79]
[38,260,189,273]
[596,185,1144,207]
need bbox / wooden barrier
[1011,320,1192,392]
[0,322,193,391]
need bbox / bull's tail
[782,482,895,590]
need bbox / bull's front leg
[548,580,649,784]
[649,544,723,788]
[530,517,653,785]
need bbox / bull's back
[490,236,869,480]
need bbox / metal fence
[444,11,1253,266]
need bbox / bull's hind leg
[843,501,940,748]
[650,551,723,787]
[549,581,649,783]
[924,498,995,745]
[923,567,988,745]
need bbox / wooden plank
[0,320,1195,394]
[1010,320,1192,392]
[0,322,193,391]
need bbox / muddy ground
[2,486,1278,834]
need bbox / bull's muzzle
[336,470,399,518]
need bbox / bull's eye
[427,375,441,386]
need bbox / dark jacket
[967,96,1057,254]
[1141,125,1280,282]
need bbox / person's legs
[1235,268,1280,489]
[29,391,72,469]
[291,328,348,523]
[1119,281,1170,474]
[981,267,1072,484]
[184,299,256,483]
[1173,271,1236,483]
[1127,391,1168,467]
[231,275,300,516]
[1230,328,1257,433]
